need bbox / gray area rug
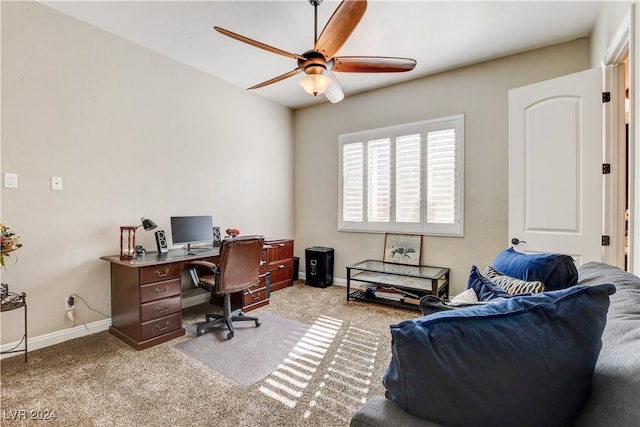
[175,312,311,386]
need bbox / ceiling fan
[214,0,417,103]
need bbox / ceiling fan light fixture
[299,73,332,96]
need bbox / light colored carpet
[0,282,416,426]
[176,312,311,386]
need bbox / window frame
[338,114,464,236]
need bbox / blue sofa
[350,262,640,427]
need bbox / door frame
[603,6,636,272]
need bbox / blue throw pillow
[492,247,578,291]
[383,284,615,427]
[465,265,512,301]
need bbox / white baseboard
[1,281,342,360]
[1,317,112,360]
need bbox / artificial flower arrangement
[225,228,240,238]
[0,224,22,269]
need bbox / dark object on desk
[189,235,265,339]
[212,227,221,247]
[1,283,27,362]
[305,246,334,288]
[134,245,146,255]
[155,230,169,254]
[119,217,157,260]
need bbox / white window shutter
[396,134,421,223]
[427,129,457,224]
[342,142,364,222]
[367,139,391,222]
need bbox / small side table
[1,283,27,362]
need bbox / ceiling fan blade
[324,71,344,104]
[214,26,306,61]
[314,0,367,60]
[247,68,302,90]
[332,56,417,73]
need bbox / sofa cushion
[465,265,512,301]
[450,288,478,305]
[483,265,545,294]
[383,283,615,427]
[492,247,578,290]
[572,262,640,427]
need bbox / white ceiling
[40,1,604,109]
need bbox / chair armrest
[189,261,219,289]
[190,260,218,270]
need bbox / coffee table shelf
[346,260,449,311]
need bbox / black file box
[305,246,334,288]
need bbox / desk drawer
[243,287,268,306]
[140,264,181,284]
[269,260,293,283]
[141,313,182,341]
[140,279,181,303]
[267,240,294,263]
[140,295,182,322]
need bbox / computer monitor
[170,215,214,252]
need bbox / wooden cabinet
[265,239,294,292]
[102,250,219,350]
[108,261,187,350]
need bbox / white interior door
[508,67,603,265]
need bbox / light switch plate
[4,173,18,189]
[51,176,63,191]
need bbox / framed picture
[383,233,422,266]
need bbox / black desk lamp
[120,217,158,260]
[138,217,158,232]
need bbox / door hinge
[602,92,611,103]
[603,163,611,174]
[602,235,610,246]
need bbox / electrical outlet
[51,176,63,191]
[4,173,18,189]
[65,295,75,311]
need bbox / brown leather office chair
[188,235,265,339]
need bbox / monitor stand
[185,244,210,255]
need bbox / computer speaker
[155,230,169,254]
[212,226,221,247]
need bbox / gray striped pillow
[483,265,545,295]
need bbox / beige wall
[293,39,591,295]
[1,2,294,343]
[590,1,634,68]
[3,1,635,349]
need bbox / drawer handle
[155,286,170,295]
[154,268,170,278]
[260,260,266,265]
[155,304,169,313]
[278,264,285,269]
[251,293,260,301]
[155,321,170,331]
[279,243,285,247]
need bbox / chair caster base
[255,320,261,327]
[227,331,234,339]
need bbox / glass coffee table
[346,260,449,311]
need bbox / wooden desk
[102,238,294,350]
[101,249,220,350]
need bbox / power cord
[69,293,110,333]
